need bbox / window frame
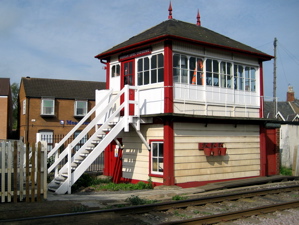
[74,100,88,117]
[149,140,164,177]
[41,97,55,116]
[137,53,164,86]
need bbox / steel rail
[160,200,299,225]
[2,184,299,223]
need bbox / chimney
[287,86,295,102]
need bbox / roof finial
[168,2,173,19]
[196,9,201,26]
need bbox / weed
[173,210,191,218]
[280,167,292,176]
[172,195,188,201]
[125,195,158,205]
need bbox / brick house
[0,78,13,140]
[18,77,105,148]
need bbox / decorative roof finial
[168,2,173,19]
[196,9,201,26]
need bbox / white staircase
[47,85,145,194]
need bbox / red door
[265,128,278,176]
[104,140,123,183]
[121,60,135,115]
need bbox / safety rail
[47,85,140,194]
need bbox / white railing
[47,85,140,191]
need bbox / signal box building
[47,9,279,194]
[94,11,278,187]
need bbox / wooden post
[19,142,24,201]
[7,142,12,202]
[31,143,36,202]
[37,142,41,202]
[25,143,30,202]
[1,142,6,202]
[13,141,18,203]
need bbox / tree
[11,83,19,129]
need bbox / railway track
[2,184,299,224]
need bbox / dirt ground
[0,200,95,221]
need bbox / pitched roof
[96,19,273,60]
[0,78,10,96]
[21,77,106,100]
[264,101,299,121]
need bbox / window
[206,59,219,86]
[41,98,55,116]
[220,62,232,88]
[234,64,256,92]
[151,141,164,175]
[22,99,26,115]
[74,100,87,117]
[173,54,204,85]
[111,64,120,77]
[39,130,53,152]
[137,53,164,85]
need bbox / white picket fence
[0,140,48,203]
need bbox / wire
[278,40,299,67]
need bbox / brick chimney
[287,86,295,102]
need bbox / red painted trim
[259,126,266,176]
[95,35,273,61]
[259,61,264,118]
[164,40,173,113]
[163,118,174,185]
[106,61,110,89]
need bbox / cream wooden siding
[121,124,163,183]
[174,122,260,184]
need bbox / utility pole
[273,37,277,118]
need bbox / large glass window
[41,98,55,115]
[206,59,219,86]
[151,141,164,175]
[74,100,87,116]
[234,64,256,92]
[137,53,164,85]
[220,62,232,88]
[173,54,204,85]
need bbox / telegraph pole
[273,37,277,118]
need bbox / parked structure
[0,78,13,140]
[18,77,105,148]
[264,86,299,169]
[48,7,280,194]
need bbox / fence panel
[0,140,47,203]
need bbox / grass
[280,166,292,176]
[125,195,158,205]
[72,174,153,192]
[172,195,188,201]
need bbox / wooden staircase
[47,85,141,194]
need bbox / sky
[0,0,298,101]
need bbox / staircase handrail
[47,86,131,174]
[47,89,113,159]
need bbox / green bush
[125,195,158,205]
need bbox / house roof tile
[21,77,106,100]
[0,78,10,96]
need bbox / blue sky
[0,0,298,101]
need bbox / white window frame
[151,141,164,175]
[74,100,88,117]
[41,98,55,116]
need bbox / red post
[163,118,174,185]
[164,40,173,113]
